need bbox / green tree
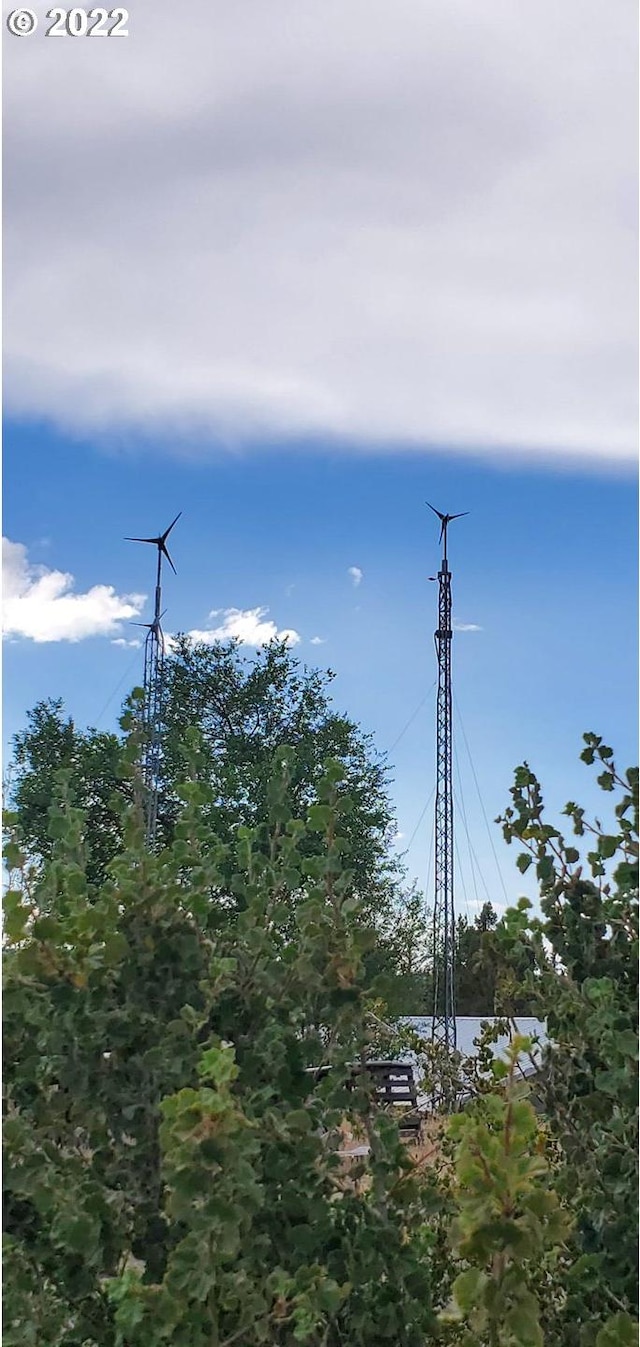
[439,1029,637,1347]
[160,639,397,911]
[8,643,397,909]
[454,902,498,1015]
[7,643,417,980]
[496,735,639,1342]
[3,732,441,1347]
[8,699,125,889]
[441,1034,570,1347]
[454,901,538,1018]
[367,884,433,1016]
[156,638,413,989]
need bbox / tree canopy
[6,640,526,1018]
[8,641,396,910]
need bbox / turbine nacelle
[425,501,468,544]
[132,608,167,639]
[125,511,181,574]
[426,502,468,559]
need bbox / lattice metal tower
[126,513,181,848]
[427,503,468,1052]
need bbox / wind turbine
[126,512,181,621]
[132,610,167,642]
[126,514,181,847]
[425,502,468,562]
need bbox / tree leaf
[452,1267,488,1313]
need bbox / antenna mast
[126,513,181,848]
[427,503,468,1054]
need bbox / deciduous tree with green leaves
[495,734,639,1343]
[4,724,441,1347]
[8,642,396,908]
[7,642,421,993]
[441,1034,570,1347]
[8,697,127,889]
[6,643,516,1019]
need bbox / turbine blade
[161,511,182,543]
[125,535,158,544]
[426,501,446,522]
[449,512,469,521]
[160,542,177,575]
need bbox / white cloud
[453,622,482,633]
[310,635,326,645]
[348,567,363,588]
[111,637,143,649]
[186,606,300,647]
[3,0,635,463]
[2,538,145,643]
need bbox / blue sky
[3,0,637,916]
[4,421,637,914]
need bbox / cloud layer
[4,0,636,461]
[3,538,145,642]
[185,606,300,647]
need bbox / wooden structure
[308,1059,422,1137]
[361,1059,421,1136]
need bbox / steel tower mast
[126,513,181,848]
[427,503,468,1052]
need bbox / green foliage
[3,736,440,1346]
[158,638,398,909]
[8,698,126,888]
[496,735,639,1342]
[367,885,433,1016]
[441,1036,570,1346]
[594,1314,639,1347]
[454,902,537,1017]
[454,901,498,1016]
[7,648,514,1020]
[7,645,422,999]
[4,719,638,1346]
